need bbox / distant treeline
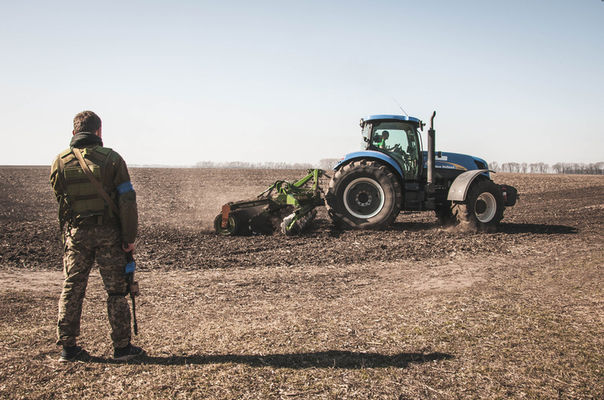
[195,159,343,170]
[195,160,604,175]
[490,162,604,175]
[195,161,315,170]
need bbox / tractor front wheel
[452,179,504,231]
[326,160,401,229]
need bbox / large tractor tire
[452,179,504,231]
[325,160,401,229]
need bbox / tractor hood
[422,151,489,173]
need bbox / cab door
[370,122,421,181]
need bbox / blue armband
[117,181,134,195]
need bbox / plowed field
[0,167,602,399]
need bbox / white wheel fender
[447,169,492,201]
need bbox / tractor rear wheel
[326,160,401,229]
[452,179,504,231]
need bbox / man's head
[73,111,102,137]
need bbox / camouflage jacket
[50,132,138,244]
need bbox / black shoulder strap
[72,148,119,215]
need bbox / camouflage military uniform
[50,132,138,349]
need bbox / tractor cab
[361,115,422,180]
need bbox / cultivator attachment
[214,169,326,236]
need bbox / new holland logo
[436,161,467,170]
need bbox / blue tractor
[325,112,518,231]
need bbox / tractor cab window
[370,121,420,179]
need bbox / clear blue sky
[1,0,602,166]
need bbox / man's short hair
[73,111,102,134]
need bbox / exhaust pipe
[427,111,436,191]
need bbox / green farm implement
[214,169,326,236]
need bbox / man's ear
[95,126,102,138]
[72,130,76,136]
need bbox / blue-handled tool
[125,250,139,335]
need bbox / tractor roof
[364,114,422,124]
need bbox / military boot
[59,345,90,362]
[113,343,145,361]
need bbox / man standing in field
[50,110,145,362]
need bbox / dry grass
[1,248,602,399]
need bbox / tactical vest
[58,146,117,225]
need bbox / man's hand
[122,243,135,253]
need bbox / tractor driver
[376,130,389,149]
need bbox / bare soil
[0,167,602,399]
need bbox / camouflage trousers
[57,224,131,349]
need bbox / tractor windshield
[369,121,420,179]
